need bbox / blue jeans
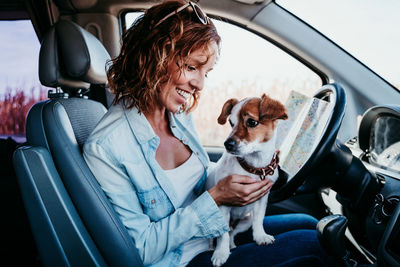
[187,213,336,267]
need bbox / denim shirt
[83,103,229,266]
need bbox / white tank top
[164,153,210,266]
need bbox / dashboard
[345,105,400,266]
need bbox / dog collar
[237,150,280,180]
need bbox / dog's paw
[211,249,230,267]
[254,233,275,246]
[229,240,236,250]
[229,236,236,249]
[209,238,216,250]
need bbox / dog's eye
[229,120,234,127]
[246,118,259,128]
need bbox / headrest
[39,20,111,91]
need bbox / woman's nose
[190,72,205,91]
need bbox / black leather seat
[13,20,143,266]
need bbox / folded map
[277,90,333,177]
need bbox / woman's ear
[259,94,288,121]
[217,98,238,125]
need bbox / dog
[206,94,288,266]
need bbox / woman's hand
[208,174,274,206]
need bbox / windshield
[370,116,400,173]
[276,0,400,91]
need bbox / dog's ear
[259,94,288,121]
[218,98,239,125]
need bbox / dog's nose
[224,138,237,152]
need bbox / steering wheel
[269,83,346,203]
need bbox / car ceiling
[0,0,28,19]
[50,0,271,16]
[0,0,273,30]
[0,0,275,57]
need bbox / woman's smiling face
[157,41,218,114]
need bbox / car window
[124,12,322,147]
[276,0,400,91]
[0,20,48,142]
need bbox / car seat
[13,20,143,266]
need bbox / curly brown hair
[107,0,221,114]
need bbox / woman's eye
[246,118,259,128]
[184,64,196,71]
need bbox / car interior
[1,0,400,266]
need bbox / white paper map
[276,91,334,177]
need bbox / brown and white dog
[207,94,288,266]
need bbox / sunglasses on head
[154,2,210,28]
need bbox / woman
[83,1,334,266]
